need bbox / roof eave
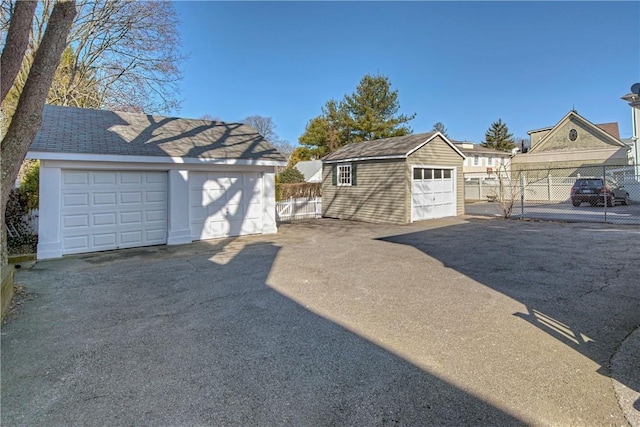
[27,151,287,167]
[323,154,406,164]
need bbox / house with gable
[512,110,631,176]
[452,141,513,180]
[321,132,465,224]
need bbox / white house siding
[35,158,278,259]
[322,159,407,224]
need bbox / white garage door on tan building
[411,167,455,221]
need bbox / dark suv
[570,178,630,207]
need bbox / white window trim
[337,163,352,186]
[473,155,479,166]
[487,155,493,166]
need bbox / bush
[278,167,305,184]
[19,160,39,210]
[276,183,322,201]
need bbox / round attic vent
[569,129,578,141]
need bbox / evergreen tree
[288,146,315,167]
[482,118,515,152]
[298,73,416,154]
[342,74,416,142]
[298,116,332,158]
[432,122,449,138]
[278,167,305,184]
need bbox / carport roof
[28,105,287,164]
[323,132,465,163]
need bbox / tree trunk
[1,0,77,266]
[0,1,37,102]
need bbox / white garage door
[61,171,168,255]
[189,172,263,240]
[412,167,455,221]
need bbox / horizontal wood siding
[406,136,465,217]
[322,159,407,224]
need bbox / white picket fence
[276,197,322,221]
[6,208,39,238]
[25,208,39,234]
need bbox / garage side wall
[406,136,465,217]
[322,159,407,224]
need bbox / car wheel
[622,193,630,205]
[590,200,597,207]
[572,200,581,207]
[607,197,614,207]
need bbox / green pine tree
[482,119,515,152]
[298,73,416,154]
[432,122,449,138]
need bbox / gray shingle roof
[294,160,322,182]
[323,132,452,162]
[29,105,287,163]
[452,142,512,156]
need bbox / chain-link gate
[465,163,640,224]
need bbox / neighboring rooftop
[527,113,621,140]
[294,160,322,182]
[451,141,512,156]
[29,105,287,163]
[595,122,620,139]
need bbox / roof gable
[528,111,627,154]
[294,160,322,182]
[28,105,287,164]
[323,132,465,163]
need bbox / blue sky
[173,1,640,145]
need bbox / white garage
[60,170,168,254]
[28,105,286,259]
[189,171,263,240]
[411,167,455,221]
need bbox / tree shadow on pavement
[377,218,640,412]
[1,240,523,426]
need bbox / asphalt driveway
[466,200,640,225]
[2,217,640,426]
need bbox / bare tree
[490,163,553,218]
[0,1,36,101]
[242,115,278,142]
[1,0,184,114]
[1,0,77,265]
[272,139,294,160]
[241,115,294,159]
[199,114,221,122]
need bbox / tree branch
[1,1,37,102]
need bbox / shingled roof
[323,132,465,163]
[29,105,287,163]
[452,141,513,156]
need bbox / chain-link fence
[465,163,640,224]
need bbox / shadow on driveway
[2,238,521,426]
[378,217,640,415]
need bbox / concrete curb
[612,325,640,427]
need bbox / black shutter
[332,165,337,185]
[351,163,357,186]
